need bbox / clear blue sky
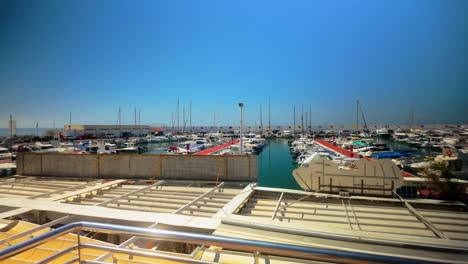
[0,0,466,128]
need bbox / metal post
[77,230,81,263]
[239,103,244,154]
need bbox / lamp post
[238,103,244,154]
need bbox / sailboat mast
[309,105,311,134]
[183,105,186,132]
[356,99,359,132]
[69,112,72,133]
[305,112,308,136]
[118,107,121,137]
[268,99,271,130]
[260,104,263,134]
[293,105,296,134]
[301,104,304,137]
[189,101,192,132]
[176,98,180,132]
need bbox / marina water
[144,138,301,189]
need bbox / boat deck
[314,139,418,178]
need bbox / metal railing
[0,221,451,264]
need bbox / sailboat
[262,100,275,139]
[356,100,371,138]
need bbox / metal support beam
[173,182,224,214]
[28,180,104,199]
[0,181,157,245]
[347,199,361,231]
[393,191,448,239]
[271,192,284,220]
[341,199,353,230]
[278,189,322,211]
[214,183,255,218]
[97,180,165,206]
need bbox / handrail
[0,181,147,246]
[0,221,450,264]
[37,243,215,264]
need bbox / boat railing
[0,221,448,264]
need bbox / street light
[238,103,244,154]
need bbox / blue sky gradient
[0,0,466,128]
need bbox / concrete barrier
[16,153,257,182]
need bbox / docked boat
[0,147,12,160]
[116,142,147,154]
[263,131,275,139]
[374,128,391,137]
[293,157,404,196]
[145,134,170,143]
[276,130,293,138]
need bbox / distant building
[63,125,150,137]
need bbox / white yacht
[263,131,275,139]
[145,134,170,143]
[374,128,390,137]
[280,130,293,138]
[0,147,12,160]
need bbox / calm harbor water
[143,137,435,190]
[143,138,301,189]
[258,138,301,189]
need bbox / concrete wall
[16,153,257,182]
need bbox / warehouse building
[63,124,151,137]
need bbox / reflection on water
[143,137,434,190]
[145,142,172,154]
[144,138,301,189]
[258,138,301,190]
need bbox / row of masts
[171,98,192,132]
[166,98,317,134]
[17,99,418,137]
